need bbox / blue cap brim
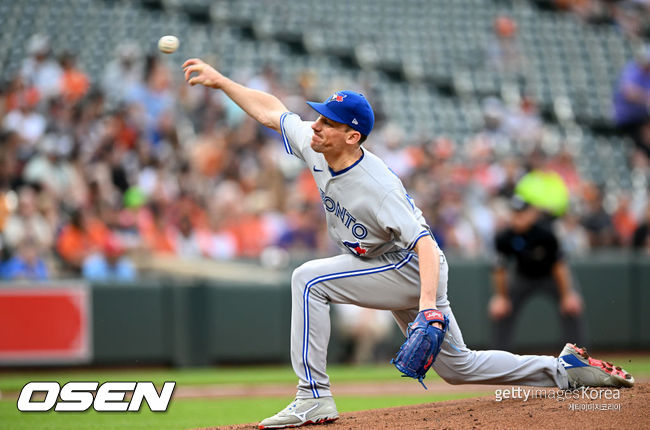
[306,101,347,125]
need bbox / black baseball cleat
[558,343,635,388]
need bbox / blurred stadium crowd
[1,0,650,282]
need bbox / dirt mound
[213,383,649,430]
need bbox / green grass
[600,356,650,377]
[2,355,649,394]
[0,364,440,393]
[0,393,485,430]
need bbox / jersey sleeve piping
[407,230,432,251]
[279,111,294,155]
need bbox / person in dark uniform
[489,196,586,350]
[632,203,650,253]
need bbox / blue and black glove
[391,309,448,389]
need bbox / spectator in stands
[0,21,646,278]
[545,149,583,194]
[1,237,49,281]
[45,96,73,139]
[613,1,650,41]
[613,46,650,159]
[469,98,512,157]
[553,0,649,38]
[2,75,40,116]
[22,134,76,199]
[102,41,143,106]
[174,215,203,259]
[189,125,229,178]
[138,202,176,255]
[486,16,527,79]
[437,187,482,256]
[20,34,62,101]
[276,201,321,254]
[555,210,591,256]
[82,236,136,282]
[0,187,10,238]
[56,209,111,271]
[489,196,586,351]
[0,131,23,190]
[496,156,525,198]
[247,64,281,95]
[466,132,508,194]
[126,55,174,147]
[632,201,650,252]
[502,95,544,151]
[580,184,616,247]
[371,123,416,178]
[231,207,275,258]
[197,214,238,260]
[554,0,615,25]
[2,185,53,253]
[2,86,46,147]
[59,52,90,104]
[611,193,638,246]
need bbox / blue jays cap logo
[329,92,347,102]
[307,90,375,136]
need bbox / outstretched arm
[183,58,288,132]
[414,235,442,328]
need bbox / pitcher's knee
[291,262,318,294]
[434,351,477,385]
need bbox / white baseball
[158,35,179,54]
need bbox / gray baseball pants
[290,250,569,399]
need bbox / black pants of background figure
[617,120,650,159]
[492,274,587,351]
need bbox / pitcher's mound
[218,383,649,429]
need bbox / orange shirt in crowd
[612,208,637,245]
[56,219,111,267]
[137,209,176,254]
[228,214,269,257]
[60,69,89,104]
[141,225,176,254]
[5,87,40,112]
[296,170,321,204]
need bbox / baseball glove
[391,309,448,389]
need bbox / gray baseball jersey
[279,112,569,399]
[280,112,431,258]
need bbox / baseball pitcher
[182,58,634,429]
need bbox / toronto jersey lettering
[318,189,368,239]
[280,112,432,258]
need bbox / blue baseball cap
[307,91,375,136]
